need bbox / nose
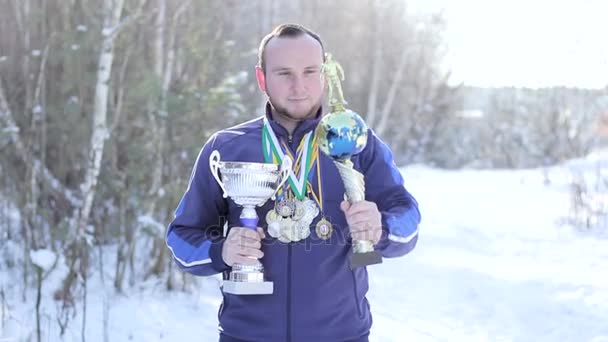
[290,75,306,93]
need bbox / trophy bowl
[216,161,284,204]
[209,150,290,295]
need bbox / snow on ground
[1,154,607,341]
[368,164,608,342]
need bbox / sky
[408,0,608,89]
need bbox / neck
[271,110,299,136]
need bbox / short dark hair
[257,23,325,73]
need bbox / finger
[239,234,262,244]
[345,201,377,216]
[347,211,375,225]
[340,200,350,212]
[237,247,264,259]
[226,231,244,244]
[349,223,376,233]
[257,227,266,239]
[229,227,261,242]
[240,228,262,241]
[227,227,248,239]
[347,212,379,226]
[239,238,262,250]
[351,231,379,242]
[232,255,259,266]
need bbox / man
[166,23,420,342]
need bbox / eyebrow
[270,65,321,73]
[271,67,291,73]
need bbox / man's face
[257,34,325,122]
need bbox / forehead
[264,34,324,69]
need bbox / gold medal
[315,218,333,240]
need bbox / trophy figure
[209,150,290,295]
[316,53,383,269]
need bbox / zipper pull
[288,134,293,144]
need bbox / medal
[263,118,320,243]
[303,198,319,220]
[279,217,296,243]
[266,210,282,239]
[275,198,295,217]
[308,151,333,240]
[292,199,306,221]
[295,219,311,240]
[273,198,318,243]
[315,218,333,240]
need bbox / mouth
[288,98,308,102]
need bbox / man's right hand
[222,227,265,266]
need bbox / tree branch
[0,78,81,207]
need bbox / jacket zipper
[287,244,292,342]
[286,133,295,342]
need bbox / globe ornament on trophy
[315,53,383,269]
[209,150,290,295]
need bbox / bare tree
[56,0,126,335]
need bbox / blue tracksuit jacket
[166,107,420,342]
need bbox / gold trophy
[315,53,383,268]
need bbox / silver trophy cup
[209,150,290,295]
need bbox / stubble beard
[267,94,322,124]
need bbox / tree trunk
[146,0,166,215]
[365,1,382,128]
[145,1,191,279]
[56,0,126,316]
[374,47,410,137]
[76,0,125,234]
[113,180,127,292]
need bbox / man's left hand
[340,200,383,245]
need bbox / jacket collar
[264,102,322,143]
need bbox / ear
[255,66,266,93]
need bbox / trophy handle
[271,156,292,200]
[209,150,228,198]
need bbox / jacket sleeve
[165,137,230,276]
[360,130,420,258]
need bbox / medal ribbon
[307,150,323,212]
[262,118,317,200]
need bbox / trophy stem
[333,160,364,202]
[225,207,272,294]
[240,205,259,229]
[230,263,265,282]
[333,160,383,269]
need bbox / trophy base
[350,251,383,269]
[223,280,274,295]
[350,240,382,268]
